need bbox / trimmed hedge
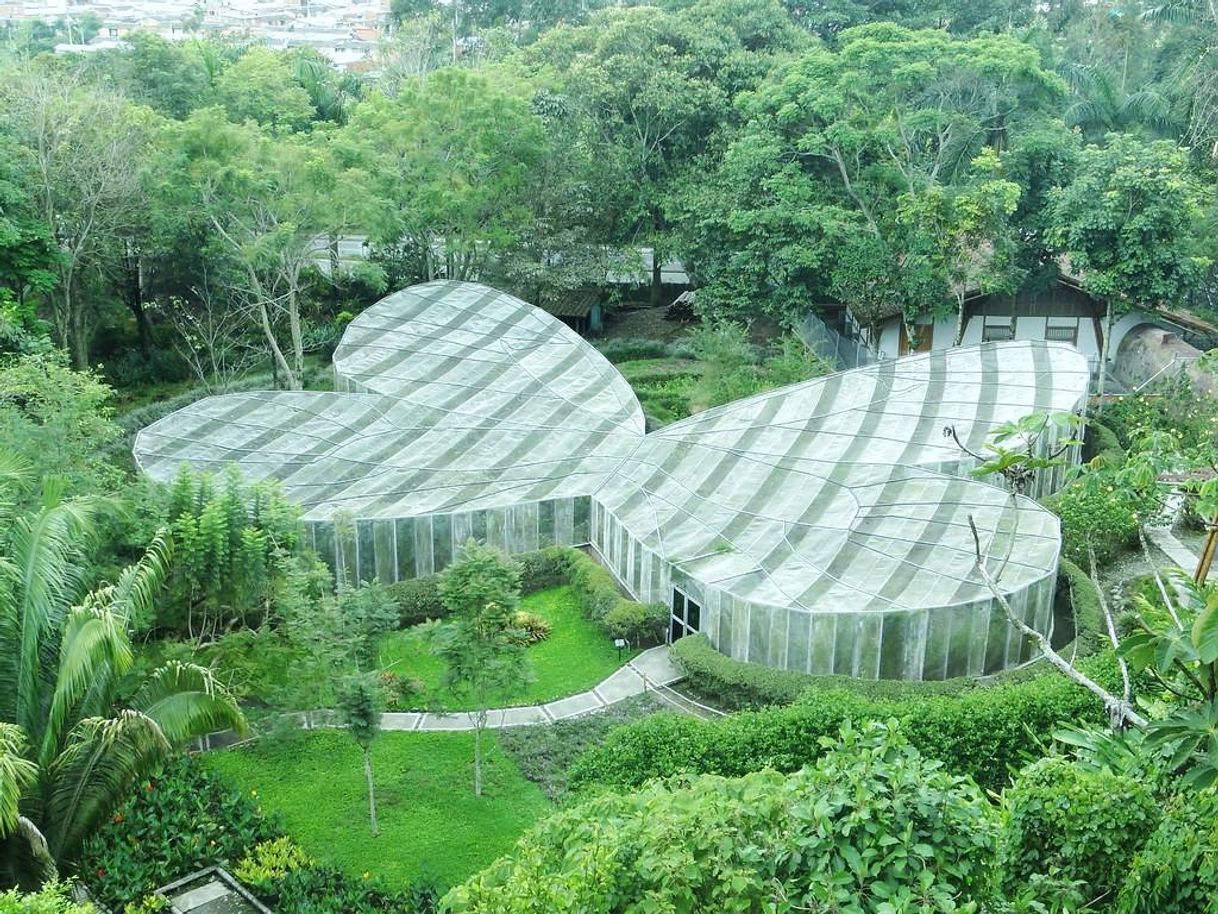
[1058,556,1104,656]
[569,654,1120,794]
[384,575,446,627]
[669,635,971,710]
[516,547,574,594]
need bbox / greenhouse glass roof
[134,281,1091,676]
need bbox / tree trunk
[473,719,483,798]
[953,291,967,346]
[288,288,304,380]
[1096,303,1114,413]
[69,292,88,369]
[363,746,379,837]
[650,252,662,309]
[259,301,299,390]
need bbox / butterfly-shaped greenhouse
[135,281,1090,681]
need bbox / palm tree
[1063,62,1177,142]
[0,460,244,886]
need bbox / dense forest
[1,0,1216,386]
[4,2,1218,913]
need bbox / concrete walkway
[378,645,683,732]
[1146,525,1201,570]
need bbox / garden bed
[377,585,640,711]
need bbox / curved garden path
[378,645,683,732]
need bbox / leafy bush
[255,862,438,914]
[0,882,98,911]
[570,655,1118,794]
[602,599,666,646]
[0,883,98,914]
[385,575,446,627]
[1116,789,1218,914]
[497,694,661,801]
[595,338,693,363]
[447,720,1000,913]
[1084,421,1125,465]
[78,755,438,914]
[514,547,573,594]
[1050,479,1146,566]
[1002,756,1159,907]
[78,756,277,911]
[380,670,427,710]
[671,635,973,708]
[510,610,552,644]
[234,837,311,884]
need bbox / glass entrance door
[669,588,701,643]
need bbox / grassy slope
[378,585,639,710]
[204,729,550,889]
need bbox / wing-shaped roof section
[332,280,645,435]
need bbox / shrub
[0,884,98,914]
[1002,756,1159,907]
[510,610,552,644]
[380,670,427,709]
[670,634,827,708]
[1084,421,1125,465]
[447,720,1000,913]
[78,756,438,914]
[234,837,311,885]
[514,547,573,594]
[78,756,277,911]
[256,862,438,914]
[1116,789,1218,914]
[602,599,666,646]
[570,655,1118,794]
[1051,479,1146,566]
[385,575,446,627]
[567,551,622,621]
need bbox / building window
[1044,318,1079,345]
[981,316,1015,342]
[670,588,701,643]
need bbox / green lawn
[378,585,639,710]
[204,729,550,889]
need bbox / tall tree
[431,542,529,798]
[1046,135,1210,398]
[159,108,339,389]
[339,69,545,284]
[1,74,154,367]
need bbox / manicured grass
[378,585,639,710]
[204,729,550,889]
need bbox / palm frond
[44,712,170,863]
[1,492,96,738]
[1142,0,1207,23]
[41,607,135,771]
[102,527,173,627]
[0,452,31,521]
[130,660,247,744]
[0,724,38,839]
